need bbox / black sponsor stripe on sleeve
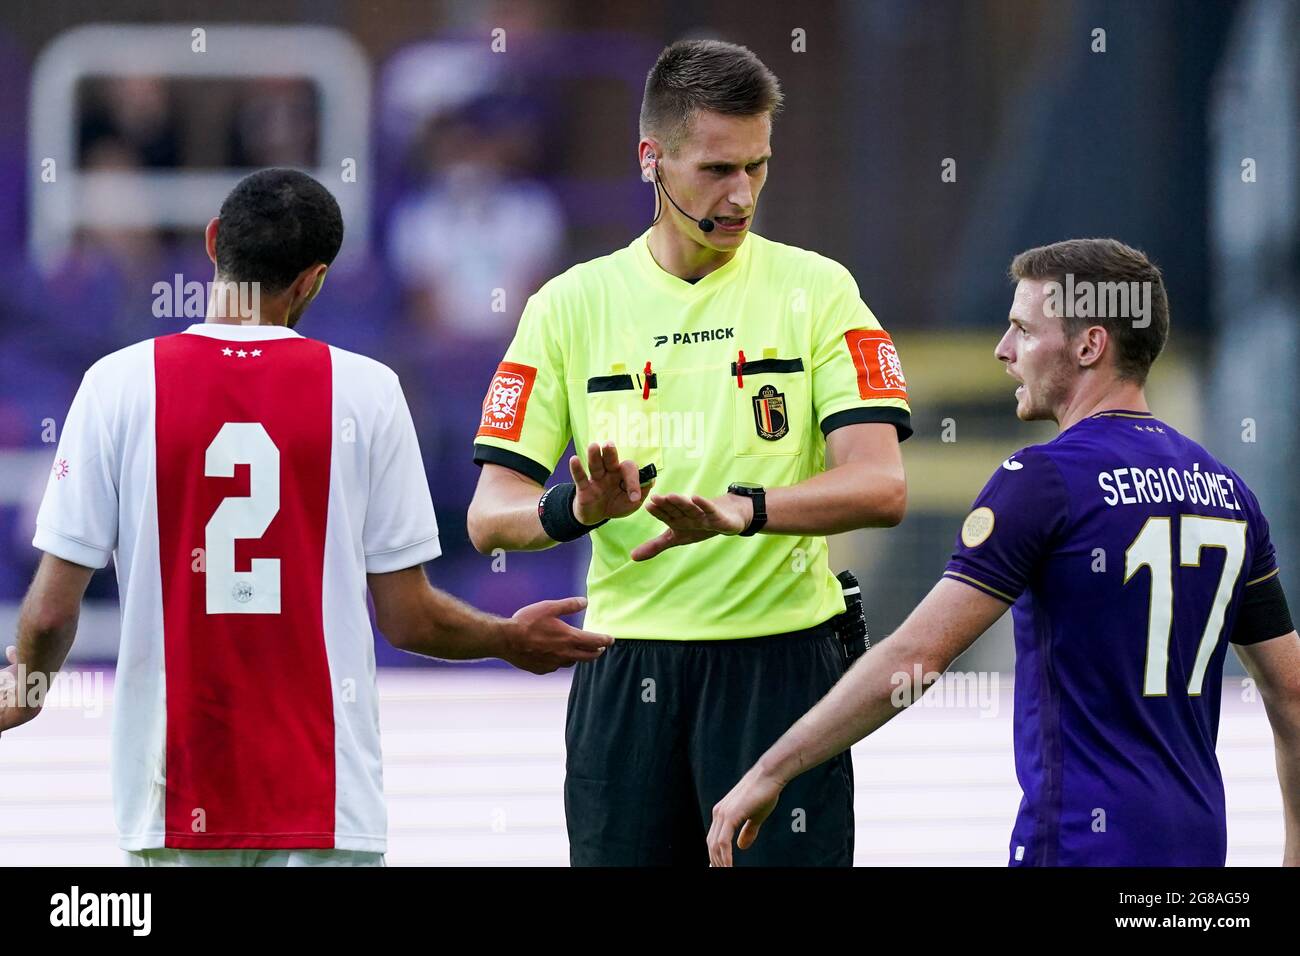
[820,405,913,442]
[473,443,552,486]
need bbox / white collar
[182,323,302,340]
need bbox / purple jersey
[944,410,1279,866]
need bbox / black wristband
[538,482,608,542]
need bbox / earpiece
[643,149,714,233]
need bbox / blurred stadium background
[0,0,1295,865]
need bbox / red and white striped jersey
[33,323,441,853]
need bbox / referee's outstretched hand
[506,597,614,675]
[707,765,784,867]
[570,442,650,524]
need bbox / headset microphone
[648,154,715,233]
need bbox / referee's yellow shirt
[473,229,911,640]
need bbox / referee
[468,39,911,866]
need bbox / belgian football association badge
[752,383,789,440]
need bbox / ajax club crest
[752,384,789,441]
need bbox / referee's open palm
[570,442,649,524]
[631,492,749,561]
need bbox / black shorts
[564,622,855,866]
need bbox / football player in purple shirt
[707,238,1300,867]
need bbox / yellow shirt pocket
[583,368,662,471]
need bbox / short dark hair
[1009,238,1170,384]
[640,39,783,152]
[215,168,344,294]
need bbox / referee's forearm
[468,506,557,552]
[467,490,559,553]
[762,460,906,535]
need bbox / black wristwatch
[727,482,767,537]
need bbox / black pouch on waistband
[832,569,871,667]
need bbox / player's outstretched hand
[0,644,39,738]
[504,596,614,675]
[570,442,650,524]
[707,765,784,867]
[631,492,749,562]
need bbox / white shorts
[125,848,385,867]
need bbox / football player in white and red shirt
[0,169,610,866]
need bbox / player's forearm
[755,579,1005,787]
[757,632,937,784]
[1262,695,1300,865]
[1274,741,1300,866]
[11,601,80,715]
[387,584,516,661]
[762,459,906,535]
[1238,635,1300,865]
